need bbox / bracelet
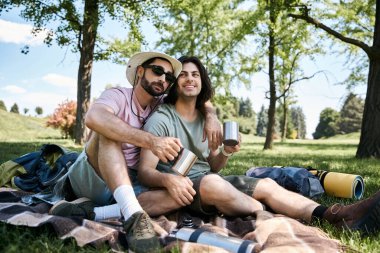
[221,146,233,157]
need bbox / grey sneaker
[49,197,95,220]
[123,211,160,253]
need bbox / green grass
[224,135,380,252]
[0,109,62,141]
[0,110,379,252]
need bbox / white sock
[113,184,143,220]
[94,204,121,221]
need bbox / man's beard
[140,75,167,97]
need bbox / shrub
[10,103,19,114]
[237,117,256,135]
[313,107,340,139]
[288,129,298,139]
[0,100,7,111]
[46,100,76,139]
[35,106,43,116]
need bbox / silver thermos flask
[175,227,256,253]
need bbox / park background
[0,1,368,140]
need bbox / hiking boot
[123,211,160,253]
[49,197,95,220]
[323,190,380,234]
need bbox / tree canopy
[0,100,7,111]
[313,107,340,139]
[339,93,364,134]
[10,103,19,114]
[289,0,380,157]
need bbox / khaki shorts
[67,150,146,206]
[188,173,261,216]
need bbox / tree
[291,106,307,139]
[339,93,364,134]
[277,104,294,140]
[234,0,320,149]
[23,108,29,115]
[154,0,261,91]
[154,0,320,147]
[313,108,340,139]
[1,0,149,144]
[35,106,43,116]
[10,103,19,114]
[239,98,254,118]
[212,94,239,120]
[289,1,380,157]
[0,100,6,111]
[278,105,308,140]
[237,98,256,134]
[276,44,322,141]
[237,116,257,135]
[261,0,277,149]
[47,100,76,139]
[256,105,268,137]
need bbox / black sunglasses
[144,65,176,84]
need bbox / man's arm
[203,101,222,151]
[85,103,181,162]
[138,148,196,206]
[207,140,241,173]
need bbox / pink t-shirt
[93,87,161,168]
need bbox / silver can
[223,121,239,146]
[172,148,198,176]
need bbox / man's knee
[86,134,123,169]
[254,177,281,197]
[97,134,125,165]
[138,190,180,216]
[257,177,278,188]
[87,134,126,182]
[200,174,229,196]
[98,134,122,148]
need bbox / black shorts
[188,173,261,216]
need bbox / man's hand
[203,113,222,151]
[164,174,196,206]
[223,134,242,155]
[150,136,182,163]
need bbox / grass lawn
[0,110,379,252]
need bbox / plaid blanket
[0,188,348,252]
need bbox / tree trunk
[356,58,380,158]
[356,1,380,157]
[281,98,288,142]
[264,1,276,150]
[74,0,99,145]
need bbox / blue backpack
[0,144,78,192]
[246,166,325,199]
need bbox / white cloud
[2,85,26,94]
[42,73,76,94]
[23,91,75,111]
[0,19,49,46]
[2,91,76,116]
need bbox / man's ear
[137,66,144,78]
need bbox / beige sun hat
[126,51,182,85]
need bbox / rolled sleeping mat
[309,170,364,200]
[175,227,257,253]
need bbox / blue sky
[0,11,367,138]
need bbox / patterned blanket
[0,188,348,252]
